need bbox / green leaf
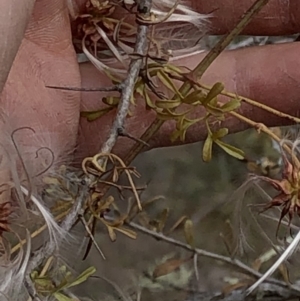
[202,135,213,162]
[183,90,206,105]
[214,140,245,160]
[135,78,144,96]
[81,107,113,121]
[202,82,224,105]
[157,208,169,232]
[180,118,204,141]
[34,277,53,288]
[212,128,229,140]
[163,64,185,75]
[206,104,224,117]
[65,266,96,289]
[184,219,195,248]
[143,86,156,109]
[170,128,184,142]
[102,96,120,106]
[156,99,181,110]
[156,109,189,121]
[220,98,241,112]
[53,292,74,301]
[157,70,183,99]
[130,91,136,105]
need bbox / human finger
[192,0,300,35]
[76,41,300,159]
[0,0,35,94]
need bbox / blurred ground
[71,35,300,301]
[69,127,296,301]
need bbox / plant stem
[127,220,300,295]
[124,0,270,166]
[200,83,300,124]
[229,111,300,168]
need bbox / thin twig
[46,85,122,92]
[123,0,270,166]
[126,221,300,295]
[190,0,270,83]
[199,83,300,124]
[229,111,300,168]
[117,127,150,147]
[79,213,106,260]
[100,0,152,154]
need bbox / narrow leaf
[107,226,117,241]
[114,226,137,239]
[170,128,185,142]
[157,208,169,233]
[184,219,195,248]
[166,215,188,234]
[202,135,213,162]
[215,140,245,160]
[65,266,96,289]
[220,98,241,112]
[156,99,181,110]
[102,96,120,106]
[202,82,224,105]
[157,70,183,99]
[53,292,73,301]
[81,107,113,121]
[212,128,228,140]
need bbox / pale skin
[1,0,300,171]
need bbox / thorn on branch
[45,85,122,92]
[117,127,150,147]
[98,0,152,155]
[79,210,106,260]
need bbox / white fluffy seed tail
[0,231,31,299]
[246,230,300,295]
[21,185,68,248]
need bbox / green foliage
[31,265,96,300]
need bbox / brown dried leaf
[212,128,228,140]
[114,226,137,239]
[279,263,291,285]
[156,99,181,110]
[153,258,188,279]
[251,258,262,272]
[166,215,188,234]
[157,208,169,233]
[107,226,116,242]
